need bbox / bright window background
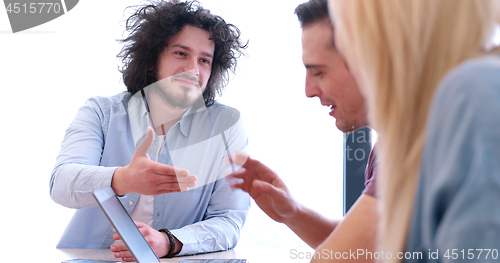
[0,1,343,262]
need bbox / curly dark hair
[117,0,247,106]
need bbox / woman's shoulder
[433,55,500,109]
[438,55,500,96]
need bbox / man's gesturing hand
[111,127,197,196]
[226,153,300,224]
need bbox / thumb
[136,126,154,154]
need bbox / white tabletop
[57,248,242,263]
[54,246,308,263]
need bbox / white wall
[0,1,344,261]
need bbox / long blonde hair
[329,0,500,262]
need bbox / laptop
[93,186,161,263]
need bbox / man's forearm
[170,212,247,256]
[50,163,118,208]
[285,204,340,249]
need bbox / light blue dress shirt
[405,55,500,262]
[50,91,250,256]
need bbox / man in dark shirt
[227,0,378,261]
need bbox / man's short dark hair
[294,0,329,28]
[295,0,336,49]
[118,0,247,106]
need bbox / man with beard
[50,1,249,261]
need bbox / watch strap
[158,228,176,258]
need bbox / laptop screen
[93,186,160,263]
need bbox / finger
[176,174,197,183]
[228,167,263,185]
[173,166,190,177]
[136,126,154,154]
[134,221,146,228]
[227,179,245,191]
[119,251,133,259]
[225,171,256,193]
[177,181,196,188]
[252,179,287,200]
[232,151,250,167]
[152,174,197,183]
[226,172,244,184]
[235,153,273,176]
[149,176,196,190]
[156,181,196,192]
[226,169,250,180]
[133,221,152,237]
[114,250,134,261]
[112,233,121,240]
[158,182,195,191]
[110,242,128,253]
[161,177,197,186]
[150,162,190,177]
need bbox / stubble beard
[155,75,203,109]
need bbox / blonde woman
[328,0,500,262]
